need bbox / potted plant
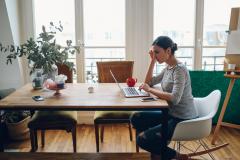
[0,22,79,140]
[3,111,31,140]
[0,21,80,76]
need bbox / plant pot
[6,116,30,141]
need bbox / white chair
[171,90,228,159]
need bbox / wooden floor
[6,124,240,160]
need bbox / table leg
[0,114,4,152]
[161,108,168,159]
[211,78,235,145]
[0,138,4,152]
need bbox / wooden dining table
[0,83,169,159]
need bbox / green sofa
[190,71,240,124]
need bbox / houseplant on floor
[1,89,31,140]
[4,111,31,140]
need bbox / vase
[31,69,44,90]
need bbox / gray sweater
[149,63,198,120]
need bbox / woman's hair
[152,36,178,54]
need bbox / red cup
[126,77,137,87]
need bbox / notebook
[110,70,150,98]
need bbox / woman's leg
[130,111,164,132]
[136,117,182,160]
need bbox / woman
[131,36,198,160]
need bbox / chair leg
[128,123,133,141]
[173,141,177,150]
[94,123,100,152]
[135,131,139,153]
[41,130,45,147]
[188,143,228,157]
[30,129,36,152]
[34,130,38,150]
[177,141,181,153]
[100,125,104,143]
[72,125,77,153]
[199,140,216,160]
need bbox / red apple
[126,77,137,87]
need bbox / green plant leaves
[1,22,80,75]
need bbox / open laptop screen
[110,69,122,90]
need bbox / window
[83,0,125,83]
[33,0,125,83]
[33,0,240,80]
[154,0,240,74]
[34,0,75,46]
[34,0,76,80]
[154,0,195,74]
[202,0,240,70]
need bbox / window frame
[29,0,237,82]
[75,0,126,83]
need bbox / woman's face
[152,45,171,64]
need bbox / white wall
[5,0,21,45]
[18,0,35,84]
[0,0,23,89]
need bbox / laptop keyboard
[124,87,139,96]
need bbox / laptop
[110,70,150,98]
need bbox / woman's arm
[170,67,186,105]
[149,88,172,101]
[140,83,173,101]
[144,49,165,86]
[144,50,156,84]
[140,67,186,104]
[145,60,156,84]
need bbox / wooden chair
[57,64,73,83]
[28,64,77,152]
[94,61,134,152]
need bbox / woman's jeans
[130,111,183,160]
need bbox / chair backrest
[195,90,221,119]
[57,64,73,83]
[171,90,221,141]
[97,61,134,83]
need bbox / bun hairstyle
[152,36,178,54]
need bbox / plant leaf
[6,59,12,64]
